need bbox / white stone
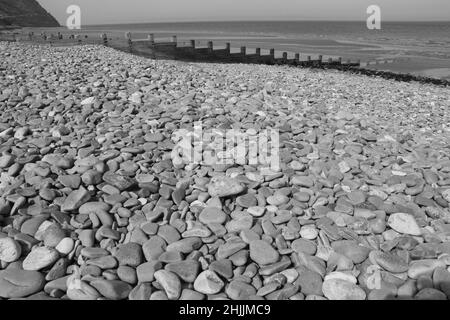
[0,237,22,262]
[387,213,421,236]
[193,270,224,294]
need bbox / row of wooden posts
[100,33,361,67]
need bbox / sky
[38,0,450,25]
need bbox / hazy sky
[38,0,450,25]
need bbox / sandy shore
[0,42,450,300]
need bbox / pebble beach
[0,42,450,300]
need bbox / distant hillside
[0,0,59,28]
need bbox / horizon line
[81,18,450,27]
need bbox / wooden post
[295,53,300,62]
[190,40,196,48]
[225,43,231,53]
[318,55,323,64]
[125,32,131,40]
[270,49,275,57]
[338,57,342,64]
[207,41,213,53]
[240,46,246,55]
[256,48,261,56]
[282,52,288,61]
[148,34,154,45]
[307,55,311,61]
[357,59,361,66]
[101,33,108,46]
[172,35,177,43]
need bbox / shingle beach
[0,42,450,300]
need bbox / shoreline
[10,23,450,81]
[0,31,449,87]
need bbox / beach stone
[331,240,370,264]
[369,250,409,273]
[415,288,447,300]
[55,237,74,255]
[236,194,257,208]
[0,270,45,298]
[292,175,314,187]
[433,267,450,297]
[247,206,266,217]
[387,213,421,236]
[23,246,59,271]
[154,270,181,300]
[249,240,279,265]
[165,260,200,283]
[322,279,366,300]
[90,279,132,300]
[295,269,323,296]
[300,225,318,240]
[193,270,225,294]
[0,237,22,262]
[129,283,153,300]
[79,202,111,215]
[408,259,446,279]
[442,189,450,203]
[208,176,244,197]
[226,280,256,300]
[114,242,143,267]
[180,289,205,300]
[61,186,91,212]
[103,172,136,191]
[136,261,162,283]
[43,224,66,247]
[292,239,317,255]
[267,193,289,206]
[199,207,227,224]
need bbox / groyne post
[148,34,154,45]
[256,48,261,56]
[125,32,132,53]
[207,41,213,53]
[190,40,196,48]
[282,52,288,62]
[241,46,246,56]
[226,43,231,53]
[101,33,108,46]
[318,55,323,65]
[270,49,275,58]
[295,53,300,62]
[172,35,177,44]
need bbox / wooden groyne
[1,31,448,86]
[119,34,360,69]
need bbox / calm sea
[86,20,450,47]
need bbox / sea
[34,20,450,79]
